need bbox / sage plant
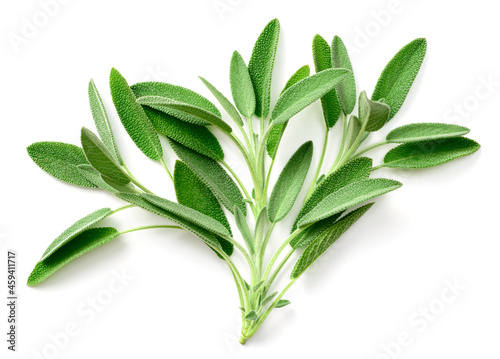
[27,19,480,344]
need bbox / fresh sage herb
[27,19,480,346]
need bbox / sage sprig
[27,19,480,345]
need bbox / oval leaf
[382,137,480,168]
[386,123,470,143]
[143,106,224,161]
[248,18,280,118]
[332,36,356,114]
[291,204,373,279]
[109,68,163,160]
[297,178,401,228]
[230,51,256,118]
[266,65,310,158]
[88,79,123,165]
[312,34,341,127]
[40,208,113,261]
[292,157,372,232]
[27,142,96,188]
[372,38,427,120]
[137,96,232,133]
[268,141,313,223]
[358,91,391,132]
[27,228,120,286]
[141,193,231,238]
[174,161,233,256]
[271,68,350,125]
[131,81,221,117]
[168,139,246,215]
[77,164,120,192]
[234,206,254,254]
[81,127,130,184]
[290,212,344,249]
[199,76,244,126]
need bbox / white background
[1,0,499,358]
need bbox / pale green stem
[221,234,257,284]
[261,228,305,283]
[305,126,329,198]
[265,247,295,289]
[119,224,182,235]
[371,163,386,171]
[122,163,153,194]
[159,158,174,182]
[110,204,135,215]
[221,160,256,215]
[351,140,389,159]
[329,112,348,175]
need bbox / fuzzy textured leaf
[81,127,130,184]
[332,36,356,114]
[142,106,224,161]
[271,69,350,125]
[109,68,163,160]
[27,142,96,188]
[372,38,427,120]
[266,65,310,158]
[137,96,232,133]
[117,193,223,250]
[312,34,341,127]
[199,76,243,126]
[230,51,256,118]
[234,206,254,254]
[168,139,246,215]
[290,212,344,249]
[77,164,119,192]
[141,193,231,237]
[88,79,122,165]
[248,18,280,118]
[291,204,374,279]
[345,115,361,149]
[292,157,372,231]
[40,208,113,261]
[268,141,313,223]
[275,299,291,308]
[383,137,480,168]
[28,228,120,286]
[386,123,470,143]
[174,161,233,256]
[297,179,401,228]
[358,91,391,132]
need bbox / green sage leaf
[248,18,280,118]
[199,76,244,127]
[27,142,96,188]
[332,36,356,114]
[40,208,113,261]
[245,311,259,321]
[230,51,256,118]
[271,69,350,125]
[137,96,232,133]
[275,299,291,308]
[312,34,341,127]
[77,164,119,192]
[109,68,163,160]
[292,157,372,232]
[88,79,122,165]
[174,161,233,256]
[291,204,374,279]
[386,123,470,143]
[297,179,401,228]
[80,127,130,184]
[290,212,344,249]
[382,137,480,169]
[27,228,120,286]
[141,193,231,237]
[260,291,278,307]
[143,106,224,161]
[234,206,254,254]
[268,141,313,223]
[168,139,246,215]
[358,91,391,132]
[345,115,361,149]
[372,38,427,120]
[266,65,311,158]
[117,193,222,250]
